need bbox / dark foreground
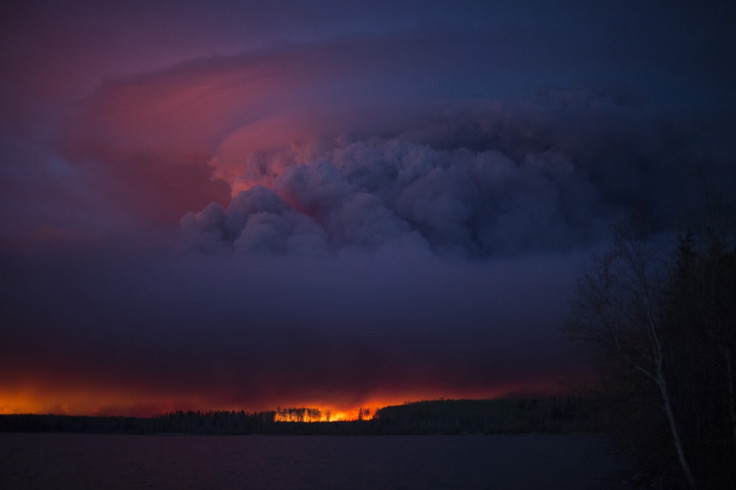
[0,433,631,489]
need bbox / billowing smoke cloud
[4,0,735,242]
[180,86,736,258]
[182,138,592,256]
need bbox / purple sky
[1,0,735,416]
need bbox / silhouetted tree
[567,220,736,489]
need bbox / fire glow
[0,379,565,419]
[273,406,376,422]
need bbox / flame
[273,406,377,422]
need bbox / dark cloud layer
[1,0,735,414]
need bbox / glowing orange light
[0,376,570,418]
[0,387,220,417]
[272,406,377,422]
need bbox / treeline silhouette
[0,397,595,435]
[375,397,596,434]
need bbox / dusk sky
[2,0,735,417]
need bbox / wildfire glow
[273,406,376,422]
[0,388,221,418]
[0,378,565,419]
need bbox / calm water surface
[0,433,631,489]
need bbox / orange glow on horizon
[0,388,224,418]
[0,391,388,420]
[0,377,568,418]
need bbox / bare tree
[566,221,697,489]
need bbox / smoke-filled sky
[2,0,735,416]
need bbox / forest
[566,219,736,489]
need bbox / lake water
[0,433,631,489]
